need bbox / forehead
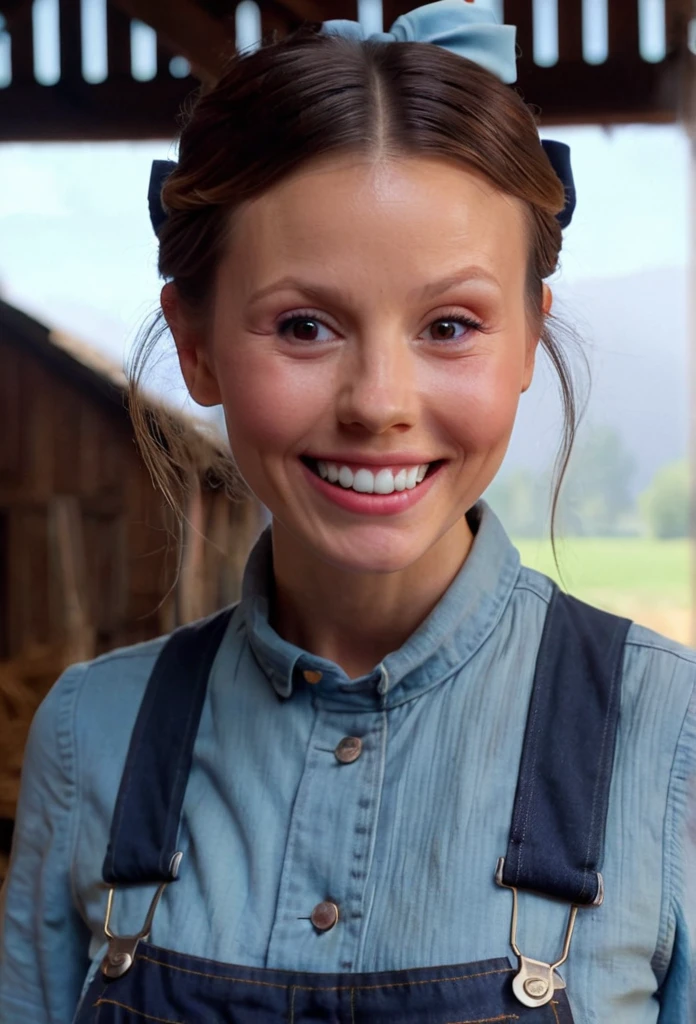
[223,154,529,298]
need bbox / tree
[559,424,636,536]
[485,469,549,538]
[640,460,690,539]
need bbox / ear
[521,284,552,394]
[161,283,222,407]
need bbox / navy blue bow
[148,139,576,237]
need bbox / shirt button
[334,736,362,764]
[310,901,339,932]
[303,670,323,685]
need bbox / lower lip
[300,461,443,516]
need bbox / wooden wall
[0,315,260,877]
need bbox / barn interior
[0,0,693,880]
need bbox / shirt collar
[240,501,520,711]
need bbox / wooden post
[683,0,696,644]
[49,496,95,663]
[176,476,206,625]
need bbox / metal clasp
[100,852,182,980]
[495,857,587,1009]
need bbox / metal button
[524,977,550,999]
[303,670,323,685]
[310,901,339,932]
[334,736,362,764]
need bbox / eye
[277,313,337,344]
[421,313,482,344]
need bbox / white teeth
[338,466,354,489]
[315,461,431,494]
[353,469,374,493]
[405,466,419,490]
[374,469,395,495]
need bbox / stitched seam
[106,654,159,878]
[58,665,89,926]
[511,586,558,880]
[94,998,188,1024]
[135,954,512,991]
[158,615,231,875]
[551,1000,561,1024]
[578,625,625,901]
[157,654,207,875]
[87,643,168,668]
[512,582,553,606]
[289,985,296,1024]
[624,640,696,666]
[355,708,388,970]
[264,707,323,965]
[379,549,521,711]
[350,987,356,1024]
[447,1017,519,1024]
[91,982,109,1008]
[652,677,696,974]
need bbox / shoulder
[37,633,170,738]
[512,564,696,731]
[31,606,244,782]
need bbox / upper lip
[303,453,438,467]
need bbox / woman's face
[171,154,542,574]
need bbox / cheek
[213,344,333,454]
[434,353,524,451]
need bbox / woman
[1,2,694,1021]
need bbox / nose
[335,329,419,436]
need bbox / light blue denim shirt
[1,503,695,1023]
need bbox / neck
[270,517,474,679]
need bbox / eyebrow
[416,267,502,300]
[247,266,501,307]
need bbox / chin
[310,526,439,577]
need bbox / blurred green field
[514,537,692,644]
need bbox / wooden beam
[107,2,133,79]
[271,0,332,23]
[0,0,31,28]
[109,0,235,84]
[608,0,640,60]
[5,0,33,85]
[275,0,361,23]
[557,0,583,65]
[501,0,534,66]
[59,0,83,84]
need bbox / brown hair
[130,25,582,541]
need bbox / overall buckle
[100,852,182,979]
[495,857,593,1009]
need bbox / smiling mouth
[301,457,443,495]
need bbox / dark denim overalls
[74,588,630,1023]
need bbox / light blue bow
[149,2,577,236]
[321,0,517,84]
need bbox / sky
[0,124,688,370]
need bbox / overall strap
[501,588,631,906]
[102,607,235,886]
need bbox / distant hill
[503,266,688,493]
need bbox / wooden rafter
[0,0,690,140]
[110,0,235,84]
[270,0,344,23]
[0,0,31,29]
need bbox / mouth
[300,457,444,496]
